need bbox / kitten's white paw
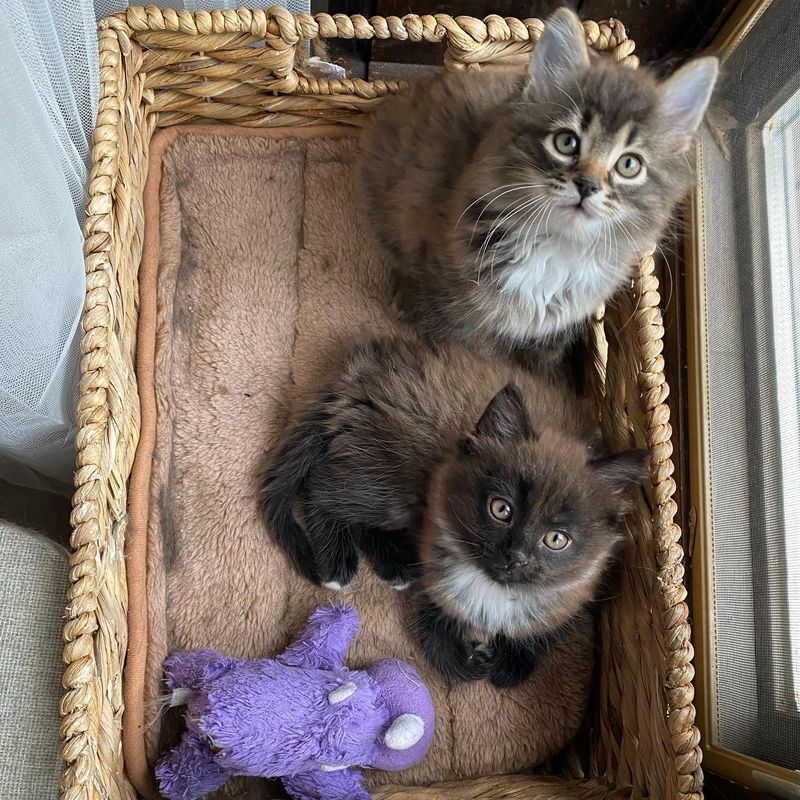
[390,580,411,591]
[323,580,350,591]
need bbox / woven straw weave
[63,6,700,800]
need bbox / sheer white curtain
[0,0,309,494]
[0,1,95,493]
[95,0,310,17]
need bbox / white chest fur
[437,562,540,637]
[435,557,605,638]
[489,236,624,341]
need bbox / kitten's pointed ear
[475,384,535,441]
[528,9,589,94]
[658,57,719,143]
[590,449,649,496]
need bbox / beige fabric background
[0,522,68,800]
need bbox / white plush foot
[384,714,426,750]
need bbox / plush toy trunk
[63,6,701,800]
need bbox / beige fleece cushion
[124,126,594,799]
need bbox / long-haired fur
[261,336,647,685]
[358,8,718,361]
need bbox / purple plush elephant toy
[156,605,435,800]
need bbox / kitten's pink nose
[574,175,601,199]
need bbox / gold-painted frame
[686,0,800,792]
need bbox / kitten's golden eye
[615,154,642,178]
[542,531,571,551]
[489,497,513,522]
[553,130,580,156]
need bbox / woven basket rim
[110,5,632,48]
[61,8,700,800]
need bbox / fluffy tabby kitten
[358,8,718,358]
[261,337,647,686]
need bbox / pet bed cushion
[123,125,594,798]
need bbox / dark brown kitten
[414,384,645,685]
[358,8,718,358]
[261,336,647,686]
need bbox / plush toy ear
[658,57,719,144]
[474,384,536,442]
[384,714,426,751]
[528,8,590,96]
[590,449,649,497]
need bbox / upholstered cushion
[0,521,67,800]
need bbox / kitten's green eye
[615,154,642,178]
[489,497,513,522]
[553,130,580,156]
[543,531,571,551]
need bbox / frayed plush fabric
[283,766,370,800]
[165,650,236,691]
[277,605,360,669]
[157,731,227,800]
[129,128,596,798]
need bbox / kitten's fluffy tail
[261,399,332,585]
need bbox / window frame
[687,0,800,790]
[741,53,800,767]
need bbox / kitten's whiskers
[456,183,545,236]
[617,217,675,312]
[474,193,548,280]
[517,197,552,260]
[531,195,555,257]
[471,189,548,270]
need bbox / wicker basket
[62,6,701,800]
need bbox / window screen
[698,0,800,771]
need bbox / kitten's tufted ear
[590,449,649,496]
[528,8,590,94]
[475,384,535,441]
[658,57,719,144]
